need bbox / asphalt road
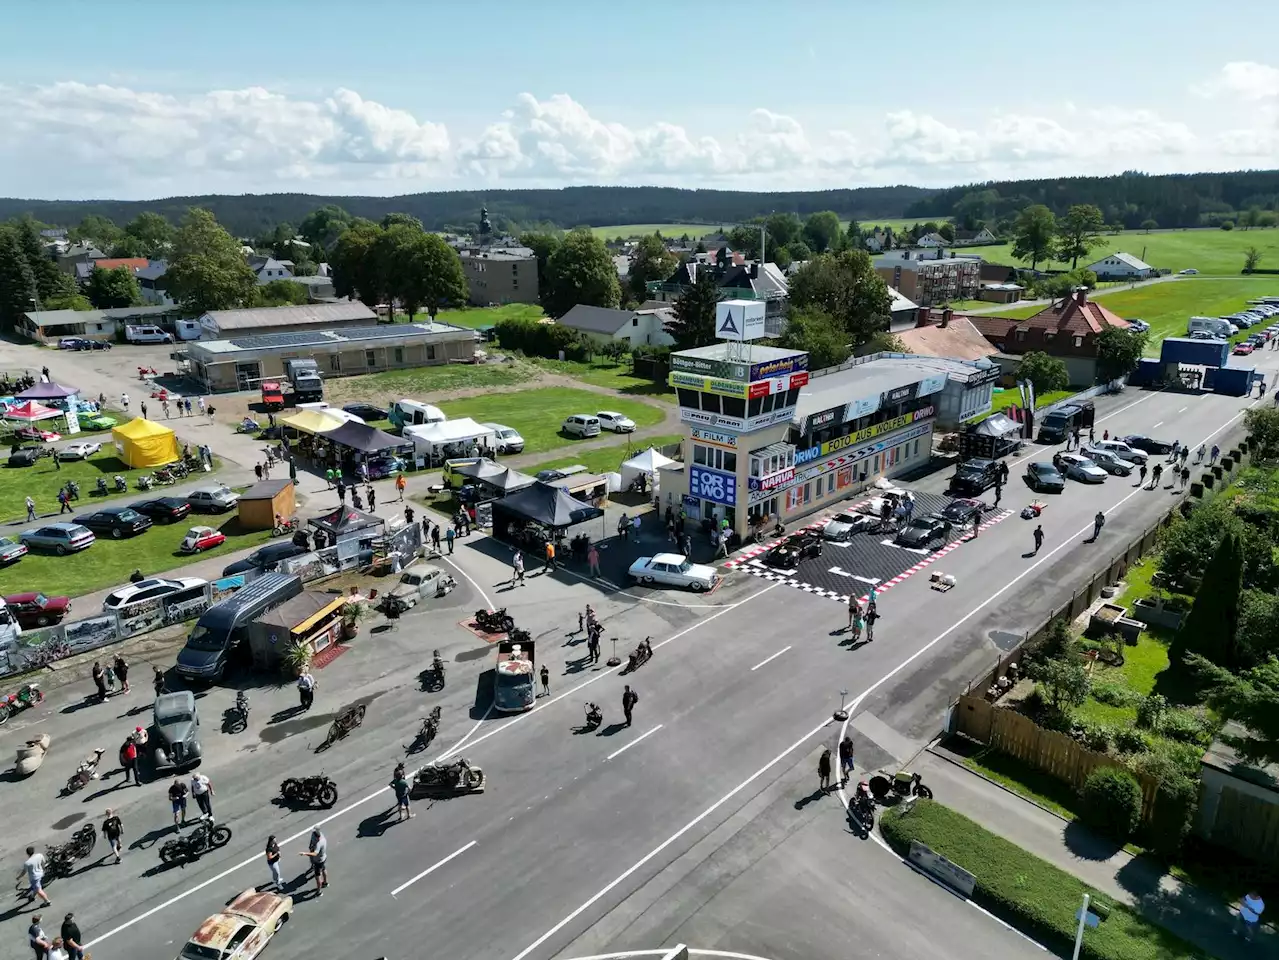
[1,368,1272,960]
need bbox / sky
[2,0,1278,201]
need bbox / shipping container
[1160,337,1230,368]
[1213,366,1254,397]
[1128,358,1163,387]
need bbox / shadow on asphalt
[596,722,628,738]
[356,807,396,839]
[795,787,830,810]
[468,669,495,720]
[129,824,174,852]
[1064,820,1124,861]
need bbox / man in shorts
[18,847,52,906]
[169,773,188,827]
[300,827,328,897]
[392,771,413,821]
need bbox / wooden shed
[237,478,296,531]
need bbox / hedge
[879,801,1205,960]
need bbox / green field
[527,434,684,477]
[411,303,545,329]
[590,223,720,241]
[436,387,666,455]
[0,447,187,525]
[530,357,676,402]
[962,226,1279,276]
[852,216,952,233]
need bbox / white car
[1087,439,1147,465]
[1127,319,1150,333]
[629,553,719,592]
[103,576,208,612]
[482,423,525,454]
[1178,268,1198,275]
[821,511,873,541]
[1057,453,1108,484]
[187,485,240,513]
[57,441,102,461]
[596,411,636,433]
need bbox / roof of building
[23,304,178,329]
[289,275,335,288]
[556,304,637,335]
[674,342,800,364]
[795,354,992,422]
[1088,251,1153,271]
[186,321,472,357]
[248,255,292,274]
[887,286,918,313]
[59,244,106,260]
[876,250,983,270]
[896,315,1000,362]
[134,261,168,281]
[199,302,376,332]
[969,290,1130,342]
[459,248,534,261]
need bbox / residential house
[289,274,337,301]
[875,250,982,307]
[613,255,631,279]
[953,227,999,246]
[19,304,180,345]
[896,308,1001,362]
[196,301,378,339]
[915,232,948,248]
[646,258,789,335]
[1085,251,1155,281]
[135,261,174,306]
[40,228,68,240]
[248,255,294,284]
[458,248,540,306]
[55,243,106,275]
[556,304,675,348]
[864,228,892,252]
[969,289,1131,384]
[74,257,149,285]
[885,286,922,332]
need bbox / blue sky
[3,0,1277,199]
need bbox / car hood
[176,646,221,671]
[42,597,71,612]
[222,559,256,575]
[157,718,195,743]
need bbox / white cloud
[1193,61,1280,102]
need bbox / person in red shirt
[120,738,138,785]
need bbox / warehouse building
[196,302,377,339]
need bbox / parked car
[77,339,112,351]
[821,511,873,541]
[187,485,240,513]
[75,506,153,539]
[131,497,192,524]
[938,498,984,525]
[56,441,102,461]
[79,412,117,430]
[103,576,208,612]
[628,553,719,592]
[1234,342,1255,355]
[895,514,952,549]
[482,423,525,454]
[596,411,636,433]
[763,531,823,568]
[949,458,1000,496]
[0,536,28,566]
[1178,268,1198,275]
[855,480,911,517]
[222,541,308,577]
[151,691,202,770]
[1127,319,1150,333]
[1055,452,1108,484]
[341,402,387,421]
[1025,462,1066,493]
[1087,439,1148,465]
[535,466,586,482]
[179,525,226,554]
[6,447,51,468]
[2,592,71,628]
[179,889,293,960]
[1122,434,1174,456]
[19,523,95,555]
[1079,447,1132,477]
[58,337,89,350]
[386,562,451,610]
[364,454,406,480]
[14,426,61,443]
[561,414,601,438]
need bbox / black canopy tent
[492,481,604,553]
[323,420,403,454]
[308,505,384,543]
[958,412,1025,460]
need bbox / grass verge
[527,434,683,477]
[406,303,546,329]
[879,800,1202,960]
[322,361,539,403]
[530,358,676,402]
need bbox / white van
[389,399,445,431]
[561,414,601,438]
[124,324,175,344]
[1187,317,1233,339]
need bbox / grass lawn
[408,303,546,329]
[590,223,719,241]
[853,216,952,233]
[1092,278,1276,354]
[0,514,272,598]
[879,801,1200,960]
[322,362,540,405]
[0,449,173,525]
[527,434,684,477]
[436,387,666,456]
[989,387,1077,411]
[531,357,676,402]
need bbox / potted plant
[282,640,313,678]
[341,601,370,640]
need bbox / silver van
[1187,317,1233,339]
[561,414,601,438]
[124,324,175,344]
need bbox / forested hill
[904,170,1278,230]
[0,185,933,237]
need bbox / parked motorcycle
[237,417,261,434]
[271,516,299,537]
[411,757,485,795]
[136,475,154,491]
[583,702,602,731]
[406,706,442,753]
[473,607,515,634]
[0,682,44,725]
[158,817,231,864]
[280,774,339,808]
[63,480,80,501]
[228,691,249,731]
[113,475,128,493]
[849,781,876,834]
[65,747,106,793]
[868,769,934,803]
[14,825,95,892]
[94,477,109,496]
[624,637,653,674]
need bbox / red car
[1233,342,1254,355]
[179,525,226,553]
[2,592,71,628]
[14,426,62,443]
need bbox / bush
[1090,681,1138,708]
[1080,766,1144,842]
[1220,221,1235,230]
[1114,728,1149,754]
[1130,745,1200,858]
[1135,694,1168,730]
[1075,720,1115,752]
[494,316,590,361]
[1157,708,1215,747]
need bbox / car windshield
[186,624,225,651]
[157,707,193,724]
[833,514,859,524]
[117,509,140,521]
[32,593,49,607]
[675,560,694,574]
[181,945,221,960]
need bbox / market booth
[237,478,296,531]
[249,592,346,673]
[491,480,604,558]
[321,420,409,477]
[111,417,180,468]
[404,418,496,466]
[619,446,677,496]
[957,412,1025,461]
[15,382,79,402]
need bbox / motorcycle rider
[454,757,475,790]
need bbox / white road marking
[605,724,664,761]
[442,554,494,610]
[750,646,792,671]
[389,840,477,898]
[1153,421,1164,428]
[1178,406,1188,413]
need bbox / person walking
[264,835,282,889]
[1210,444,1220,465]
[366,485,376,512]
[461,510,471,537]
[1168,441,1180,463]
[335,478,346,503]
[119,735,139,785]
[445,526,456,554]
[588,632,600,665]
[57,489,71,515]
[1088,424,1095,444]
[190,771,213,818]
[162,398,170,418]
[140,401,148,419]
[1195,443,1206,464]
[993,479,1002,508]
[254,463,264,482]
[101,809,123,864]
[19,846,52,906]
[1180,466,1190,490]
[587,543,601,578]
[113,654,129,694]
[392,770,413,821]
[169,773,188,826]
[622,685,638,727]
[510,550,525,587]
[818,747,832,792]
[999,460,1009,484]
[617,514,629,543]
[1092,511,1105,541]
[1179,446,1189,468]
[153,665,167,696]
[297,669,316,710]
[632,515,641,541]
[197,396,206,417]
[1237,890,1265,942]
[864,602,879,642]
[120,392,129,412]
[1033,524,1044,554]
[29,913,52,960]
[395,472,407,501]
[543,539,556,573]
[25,495,36,521]
[1138,463,1148,487]
[539,664,550,698]
[431,524,441,553]
[300,827,328,897]
[1149,463,1163,489]
[838,736,855,786]
[59,914,84,960]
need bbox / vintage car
[132,497,193,524]
[152,691,202,771]
[2,592,71,628]
[0,536,28,566]
[14,426,61,443]
[79,412,118,430]
[854,478,910,516]
[763,531,824,568]
[57,441,102,461]
[1055,452,1108,484]
[187,485,241,513]
[180,526,226,554]
[385,561,453,611]
[176,888,292,960]
[628,553,719,592]
[76,506,154,539]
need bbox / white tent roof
[404,417,496,447]
[619,446,678,485]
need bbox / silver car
[1079,447,1132,477]
[1086,439,1147,465]
[1057,453,1108,484]
[821,511,873,541]
[152,691,203,771]
[19,523,95,555]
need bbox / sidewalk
[917,745,1275,960]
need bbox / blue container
[1128,358,1162,386]
[1160,337,1230,368]
[1213,366,1253,396]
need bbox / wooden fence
[956,695,1161,821]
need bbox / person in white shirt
[190,772,214,818]
[1238,890,1265,941]
[18,847,51,906]
[297,671,316,710]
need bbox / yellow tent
[280,410,344,435]
[111,418,180,468]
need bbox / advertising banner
[680,408,746,431]
[667,372,749,398]
[805,406,843,433]
[965,366,1002,387]
[844,395,880,422]
[670,354,748,380]
[749,354,808,383]
[715,300,766,342]
[691,428,739,449]
[748,422,933,503]
[917,374,949,397]
[116,597,165,639]
[162,586,213,626]
[747,467,795,492]
[63,616,118,657]
[688,465,737,507]
[745,407,797,431]
[794,406,935,465]
[881,383,919,406]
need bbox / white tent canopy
[404,417,497,457]
[619,446,677,487]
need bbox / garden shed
[237,478,296,531]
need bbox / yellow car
[177,889,293,960]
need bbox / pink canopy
[3,400,63,423]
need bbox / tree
[845,219,863,251]
[802,211,843,254]
[1243,246,1261,272]
[1028,656,1090,712]
[788,250,893,348]
[1187,656,1278,765]
[938,222,956,243]
[119,212,173,259]
[1014,351,1069,393]
[518,232,561,299]
[1220,220,1235,231]
[1236,589,1280,667]
[0,228,38,333]
[1256,211,1278,228]
[542,228,619,319]
[627,234,677,303]
[1056,203,1105,268]
[664,270,721,350]
[1174,529,1244,669]
[165,208,258,314]
[299,205,354,252]
[255,279,310,307]
[765,212,802,248]
[70,214,121,250]
[330,220,385,308]
[787,240,812,262]
[1244,406,1278,459]
[1080,767,1143,841]
[409,231,468,318]
[1095,326,1148,382]
[85,266,142,309]
[1010,204,1057,270]
[381,212,423,232]
[13,219,67,304]
[1140,219,1158,233]
[858,330,908,356]
[779,307,850,369]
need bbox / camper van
[1187,317,1234,339]
[389,399,446,431]
[175,573,303,680]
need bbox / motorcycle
[237,417,261,434]
[158,817,232,864]
[137,366,158,379]
[113,475,128,493]
[868,769,934,803]
[65,747,106,793]
[94,477,109,496]
[136,475,154,491]
[154,467,176,484]
[849,781,876,834]
[583,702,602,731]
[411,757,485,795]
[432,650,446,684]
[168,460,190,478]
[63,480,80,501]
[271,516,299,537]
[406,706,442,753]
[229,691,249,731]
[0,682,44,725]
[473,607,515,634]
[280,774,339,808]
[625,637,653,674]
[14,825,95,892]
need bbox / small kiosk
[237,478,297,531]
[249,592,347,673]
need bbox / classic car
[2,592,71,628]
[855,479,911,516]
[938,498,984,525]
[1086,439,1147,465]
[763,531,824,568]
[363,454,406,480]
[75,506,153,539]
[221,542,308,576]
[949,459,1000,496]
[179,526,226,554]
[177,888,292,960]
[152,690,202,771]
[19,523,95,555]
[821,511,873,541]
[57,441,102,461]
[341,402,387,421]
[14,426,61,443]
[385,562,452,610]
[104,576,208,612]
[1078,447,1133,476]
[132,497,193,524]
[596,411,636,433]
[1054,452,1108,484]
[628,553,719,592]
[1025,462,1066,493]
[1121,434,1174,456]
[79,412,118,430]
[6,446,52,468]
[1233,342,1255,355]
[58,337,89,350]
[0,536,28,566]
[187,485,240,513]
[895,515,953,549]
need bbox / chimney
[916,306,932,328]
[1074,288,1088,307]
[941,307,953,328]
[749,262,759,279]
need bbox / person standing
[1237,890,1265,941]
[1210,444,1220,465]
[1092,511,1105,541]
[190,771,213,818]
[632,515,641,541]
[335,478,346,504]
[297,670,316,710]
[838,736,855,786]
[101,809,123,864]
[29,913,52,960]
[392,771,413,821]
[539,664,550,698]
[1180,466,1190,490]
[169,773,188,826]
[120,392,129,412]
[1138,464,1148,487]
[818,747,832,792]
[431,524,442,553]
[264,835,282,889]
[510,550,525,587]
[864,602,879,642]
[1195,443,1206,464]
[1179,446,1189,468]
[300,827,328,897]
[993,479,1002,508]
[25,495,36,521]
[622,685,638,727]
[59,914,84,960]
[445,526,455,554]
[140,401,148,419]
[587,543,601,578]
[543,539,556,573]
[846,593,861,633]
[1033,524,1044,554]
[197,396,206,417]
[254,463,263,482]
[395,472,407,501]
[19,847,52,906]
[92,661,108,702]
[617,514,629,542]
[324,467,334,489]
[1150,463,1163,489]
[113,654,129,694]
[999,460,1009,485]
[366,485,376,512]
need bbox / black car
[1122,434,1174,456]
[77,339,112,351]
[895,514,952,548]
[75,506,153,539]
[763,532,824,568]
[342,402,388,422]
[222,541,309,577]
[6,447,51,468]
[950,458,1000,495]
[130,497,193,524]
[1025,462,1066,493]
[939,498,984,525]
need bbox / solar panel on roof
[228,331,330,350]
